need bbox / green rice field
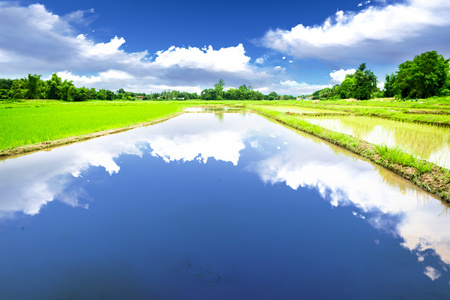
[0,100,187,151]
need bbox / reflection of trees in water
[214,113,224,122]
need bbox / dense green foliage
[353,63,378,100]
[392,51,450,99]
[0,75,296,101]
[313,63,378,100]
[200,79,296,100]
[312,51,450,100]
[0,73,200,101]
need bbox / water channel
[1,112,450,299]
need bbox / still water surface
[1,113,450,299]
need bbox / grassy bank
[250,106,450,202]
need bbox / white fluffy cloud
[0,113,259,217]
[257,80,331,95]
[153,45,251,73]
[0,2,346,95]
[0,2,275,93]
[56,71,102,85]
[329,69,356,83]
[252,130,450,268]
[262,0,450,62]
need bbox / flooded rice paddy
[304,116,450,168]
[1,112,450,299]
[259,105,345,115]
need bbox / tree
[25,74,42,99]
[224,88,240,100]
[319,87,334,99]
[383,73,396,97]
[201,88,217,100]
[267,92,279,100]
[0,79,15,99]
[10,80,26,99]
[354,63,377,100]
[0,78,14,90]
[214,79,225,99]
[73,87,88,101]
[60,80,75,101]
[339,74,356,99]
[46,73,63,99]
[393,51,450,99]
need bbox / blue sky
[1,0,450,95]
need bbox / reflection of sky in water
[1,113,450,297]
[252,132,450,267]
[0,114,255,217]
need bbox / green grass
[0,100,189,151]
[0,99,256,152]
[2,98,449,152]
[374,145,433,173]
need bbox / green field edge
[0,111,184,158]
[0,100,245,156]
[250,106,450,203]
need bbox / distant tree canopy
[200,79,296,100]
[312,63,378,100]
[0,75,297,101]
[311,51,450,100]
[0,73,200,101]
[391,51,450,99]
[353,63,378,100]
[0,73,85,101]
[2,51,449,102]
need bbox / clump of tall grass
[374,144,433,173]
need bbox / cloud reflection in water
[1,112,449,280]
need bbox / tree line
[2,50,447,101]
[313,50,450,100]
[200,79,296,100]
[0,74,296,101]
[0,74,202,101]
